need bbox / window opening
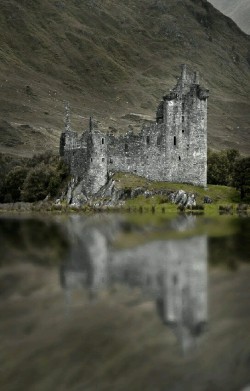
[146,136,150,145]
[125,143,128,152]
[174,136,176,146]
[182,116,184,123]
[182,129,185,133]
[179,156,181,161]
[109,158,113,163]
[101,138,104,144]
[102,157,105,162]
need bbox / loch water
[0,214,249,391]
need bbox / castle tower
[85,119,108,195]
[159,65,209,187]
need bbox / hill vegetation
[0,0,249,158]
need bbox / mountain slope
[208,0,250,34]
[0,0,249,156]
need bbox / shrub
[4,166,28,202]
[207,148,240,186]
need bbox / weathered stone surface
[60,65,208,198]
[65,177,87,206]
[169,190,196,207]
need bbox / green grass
[113,172,241,205]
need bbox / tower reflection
[60,216,208,352]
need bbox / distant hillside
[0,0,249,157]
[209,0,250,34]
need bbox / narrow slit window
[157,136,161,145]
[125,143,128,152]
[179,156,181,161]
[90,158,93,162]
[109,158,113,163]
[101,138,104,145]
[182,116,184,123]
[182,102,185,111]
[102,157,105,162]
[174,136,176,146]
[146,136,150,145]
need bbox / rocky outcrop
[63,177,87,207]
[61,176,197,209]
[169,190,196,207]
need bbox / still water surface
[0,214,249,391]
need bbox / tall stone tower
[156,64,209,186]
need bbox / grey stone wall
[60,65,209,195]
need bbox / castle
[60,65,209,195]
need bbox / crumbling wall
[60,65,209,195]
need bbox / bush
[232,157,250,201]
[0,151,70,203]
[4,166,28,202]
[207,148,240,186]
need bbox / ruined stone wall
[60,65,209,195]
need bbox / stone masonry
[60,65,209,196]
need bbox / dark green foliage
[4,166,29,202]
[0,152,69,203]
[21,163,52,202]
[232,157,250,201]
[207,149,250,202]
[207,148,240,186]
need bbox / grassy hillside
[0,0,249,157]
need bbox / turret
[64,101,71,132]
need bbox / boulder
[169,190,196,207]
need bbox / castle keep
[60,65,209,195]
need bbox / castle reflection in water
[60,216,208,352]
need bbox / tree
[207,149,230,185]
[4,166,28,202]
[207,149,241,186]
[232,157,250,201]
[226,149,240,185]
[21,163,52,202]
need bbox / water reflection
[60,215,208,352]
[1,215,250,390]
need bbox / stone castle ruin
[60,65,209,196]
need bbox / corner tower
[156,65,209,187]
